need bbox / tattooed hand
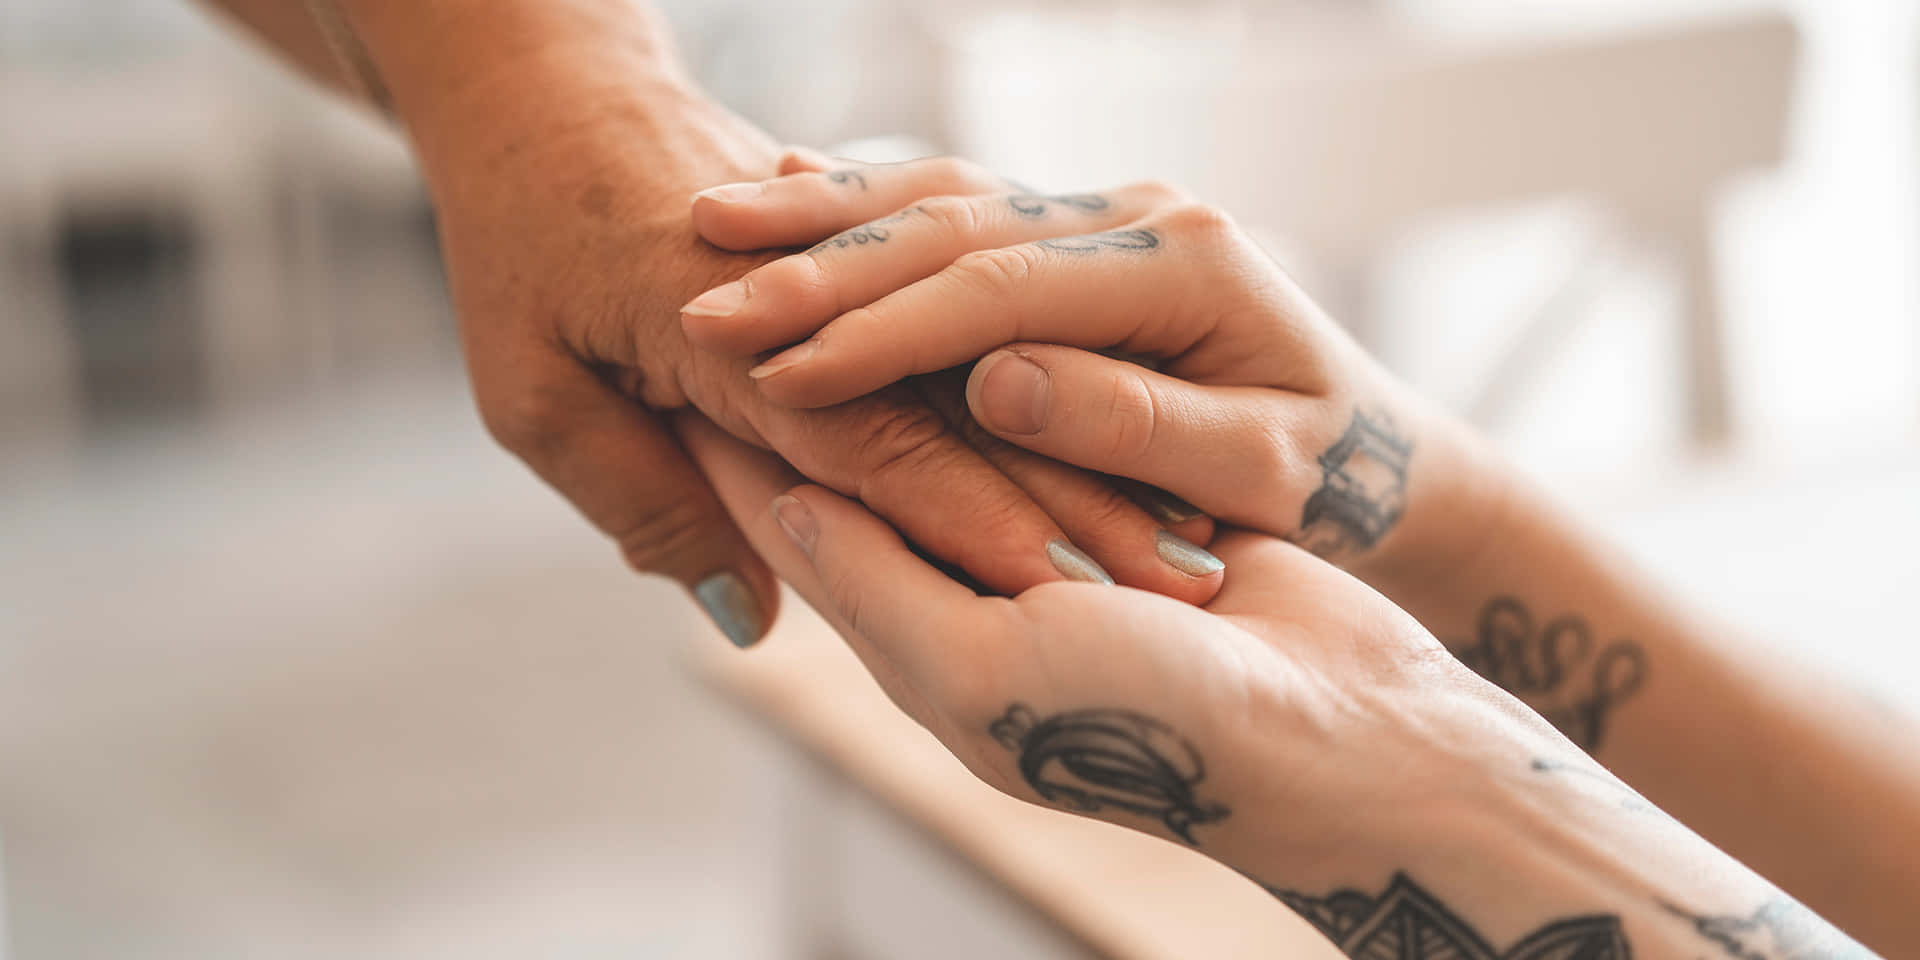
[677,414,1883,960]
[682,151,1498,571]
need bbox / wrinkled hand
[676,412,1576,877]
[685,152,1501,576]
[425,93,1221,649]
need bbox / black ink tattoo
[1530,757,1661,815]
[826,169,867,190]
[1036,228,1161,253]
[1266,873,1631,960]
[1660,897,1875,959]
[810,223,891,251]
[808,206,921,253]
[1007,193,1112,218]
[989,703,1228,845]
[1453,597,1647,751]
[1295,409,1413,557]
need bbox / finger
[681,181,1182,357]
[738,204,1321,408]
[965,344,1332,539]
[469,346,780,648]
[746,384,1118,597]
[776,145,835,175]
[691,154,1010,252]
[910,372,1223,605]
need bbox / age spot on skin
[577,181,617,221]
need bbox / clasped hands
[670,151,1583,875]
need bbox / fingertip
[690,193,771,252]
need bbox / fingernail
[695,181,765,204]
[1046,539,1114,585]
[694,572,764,649]
[1155,530,1225,577]
[749,339,819,380]
[771,494,818,554]
[682,280,749,319]
[975,351,1050,435]
[1142,490,1202,524]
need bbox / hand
[676,414,1841,960]
[684,154,1506,583]
[412,87,1223,648]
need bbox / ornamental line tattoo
[989,703,1228,845]
[1454,597,1647,751]
[1008,193,1111,218]
[1659,897,1876,959]
[826,169,867,190]
[1266,873,1631,960]
[1037,228,1160,253]
[1295,409,1413,557]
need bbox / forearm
[1355,414,1920,954]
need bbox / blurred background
[1,0,1917,957]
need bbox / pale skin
[679,413,1876,960]
[194,0,1226,650]
[682,153,1920,957]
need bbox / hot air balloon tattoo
[989,703,1230,846]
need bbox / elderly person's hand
[677,412,1871,960]
[337,7,1222,648]
[682,152,1500,584]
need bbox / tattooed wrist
[1452,596,1648,752]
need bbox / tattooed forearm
[1295,409,1413,557]
[1453,597,1647,751]
[1266,873,1631,959]
[1036,228,1161,253]
[989,703,1228,845]
[1660,896,1877,959]
[1007,193,1111,218]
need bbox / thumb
[964,343,1316,537]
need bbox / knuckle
[612,497,715,575]
[845,403,960,489]
[1164,201,1239,243]
[922,155,999,194]
[1127,178,1192,207]
[950,245,1038,297]
[476,382,571,458]
[916,194,984,240]
[1099,370,1162,466]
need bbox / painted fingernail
[1155,530,1225,577]
[749,339,820,380]
[683,279,749,319]
[1141,489,1202,524]
[695,181,765,204]
[694,571,765,649]
[1046,539,1114,585]
[975,351,1050,435]
[771,494,818,554]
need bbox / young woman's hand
[683,152,1506,582]
[676,412,1871,960]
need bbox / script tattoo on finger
[1453,597,1647,752]
[1295,409,1413,558]
[826,169,867,190]
[809,206,920,253]
[1007,193,1112,218]
[1036,228,1161,253]
[989,703,1228,845]
[1660,896,1876,959]
[1264,873,1631,959]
